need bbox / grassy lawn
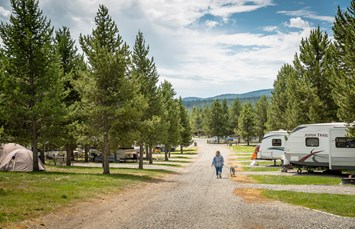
[250,175,341,185]
[170,149,198,155]
[230,145,256,153]
[0,166,172,225]
[262,190,355,217]
[241,167,282,172]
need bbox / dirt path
[24,139,355,229]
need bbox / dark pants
[215,166,222,176]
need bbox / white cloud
[285,17,311,29]
[262,26,278,32]
[277,9,334,23]
[205,20,219,29]
[2,0,315,98]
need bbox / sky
[0,0,350,98]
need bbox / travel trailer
[255,130,288,165]
[284,123,355,173]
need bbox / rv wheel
[297,169,302,174]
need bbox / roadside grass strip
[0,166,172,225]
[262,190,355,217]
[230,145,255,153]
[249,175,341,185]
[152,163,183,167]
[170,148,198,155]
[241,167,282,172]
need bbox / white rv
[256,130,288,165]
[284,123,355,173]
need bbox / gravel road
[25,138,355,229]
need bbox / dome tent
[0,143,26,159]
[0,145,45,172]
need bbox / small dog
[230,166,236,177]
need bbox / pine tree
[254,95,269,141]
[0,0,64,171]
[237,103,255,146]
[332,0,355,136]
[159,80,180,161]
[228,99,242,135]
[297,27,338,122]
[79,5,144,174]
[221,99,230,136]
[266,64,293,130]
[178,97,192,154]
[190,107,204,137]
[54,26,82,166]
[208,100,226,143]
[131,31,162,167]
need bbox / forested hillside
[182,89,272,109]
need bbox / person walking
[211,150,224,178]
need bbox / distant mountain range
[182,89,273,109]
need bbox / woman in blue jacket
[211,150,224,178]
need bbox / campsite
[1,0,355,228]
[1,139,355,228]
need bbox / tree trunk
[40,149,45,164]
[164,144,168,161]
[32,120,39,171]
[149,145,153,164]
[145,145,150,161]
[139,144,144,169]
[180,144,183,154]
[102,131,110,174]
[84,145,89,162]
[65,144,72,166]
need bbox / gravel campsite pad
[22,139,355,229]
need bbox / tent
[0,148,45,172]
[0,143,26,159]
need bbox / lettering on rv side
[304,133,328,137]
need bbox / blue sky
[0,0,350,98]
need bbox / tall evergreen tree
[237,103,255,145]
[208,100,227,143]
[254,95,269,141]
[190,107,204,137]
[0,0,64,171]
[159,81,180,161]
[54,26,82,166]
[285,56,313,129]
[79,5,144,174]
[178,97,192,153]
[221,99,230,136]
[297,27,338,122]
[332,0,355,136]
[228,99,242,135]
[131,31,162,167]
[266,64,293,130]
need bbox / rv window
[272,139,282,146]
[305,138,319,147]
[335,137,355,148]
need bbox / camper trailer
[256,130,288,165]
[284,123,355,173]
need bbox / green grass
[262,190,355,217]
[241,167,282,172]
[171,155,194,159]
[170,151,198,155]
[230,145,256,153]
[0,166,172,225]
[153,163,183,167]
[250,175,341,185]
